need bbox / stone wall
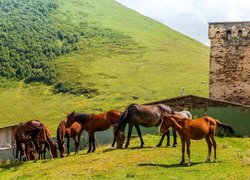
[208,22,250,105]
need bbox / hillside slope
[0,0,209,132]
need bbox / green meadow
[0,0,209,134]
[0,135,249,179]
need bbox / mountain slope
[0,0,209,132]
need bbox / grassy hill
[0,135,249,179]
[0,0,209,133]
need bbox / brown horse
[57,120,84,157]
[37,126,57,159]
[65,110,122,153]
[159,114,235,166]
[15,120,44,161]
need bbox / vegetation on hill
[0,135,249,179]
[0,0,209,132]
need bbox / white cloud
[117,0,250,45]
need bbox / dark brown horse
[57,120,84,157]
[159,114,235,165]
[114,103,176,149]
[15,120,44,161]
[65,110,122,153]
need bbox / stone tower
[208,21,250,105]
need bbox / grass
[0,135,249,179]
[0,0,209,134]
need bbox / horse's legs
[67,137,70,156]
[15,141,20,161]
[135,125,144,147]
[87,132,93,153]
[111,130,116,147]
[73,136,78,154]
[180,138,185,165]
[76,133,81,153]
[172,129,177,147]
[205,136,212,162]
[91,133,96,152]
[45,140,53,160]
[156,132,167,147]
[211,136,217,162]
[186,139,191,166]
[125,124,133,148]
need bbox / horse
[57,120,84,157]
[65,109,122,153]
[114,103,176,149]
[37,126,57,159]
[15,120,44,161]
[159,114,235,166]
[156,110,192,147]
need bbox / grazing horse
[37,126,57,159]
[159,114,235,166]
[15,120,44,161]
[157,110,192,147]
[114,103,176,149]
[65,110,122,153]
[57,120,84,157]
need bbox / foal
[160,114,234,165]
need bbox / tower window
[238,30,242,37]
[215,31,220,38]
[226,30,232,40]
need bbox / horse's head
[159,113,174,134]
[65,111,75,128]
[57,139,65,157]
[114,126,125,149]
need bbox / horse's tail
[57,121,66,146]
[215,120,235,136]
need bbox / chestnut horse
[157,110,192,147]
[57,120,84,157]
[37,126,57,159]
[114,103,176,149]
[65,110,122,153]
[15,120,44,161]
[159,114,235,166]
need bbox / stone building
[208,21,250,105]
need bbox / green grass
[1,135,249,179]
[0,0,209,134]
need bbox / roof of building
[145,94,250,111]
[209,21,250,25]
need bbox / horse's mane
[74,113,91,124]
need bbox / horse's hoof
[156,144,161,147]
[87,151,91,153]
[187,162,192,166]
[180,160,185,165]
[172,144,177,148]
[205,159,211,163]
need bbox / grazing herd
[14,103,235,165]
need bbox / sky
[117,0,250,46]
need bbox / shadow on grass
[102,146,155,153]
[0,162,23,170]
[138,162,202,168]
